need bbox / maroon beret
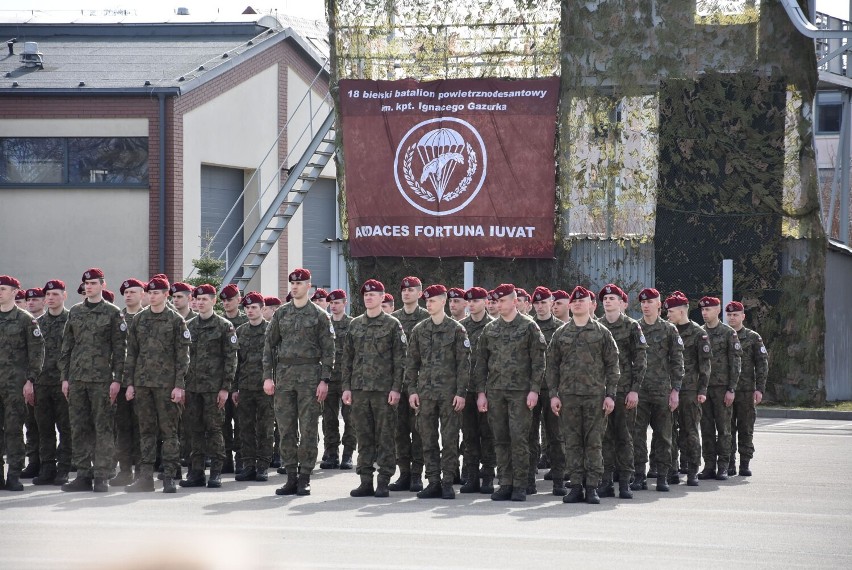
[1,275,21,289]
[570,286,591,301]
[532,286,552,302]
[285,292,292,303]
[241,291,265,307]
[82,268,104,281]
[448,287,465,299]
[552,289,570,301]
[621,291,629,303]
[464,287,488,301]
[400,276,422,290]
[146,278,169,292]
[264,296,282,306]
[193,284,217,298]
[102,289,115,303]
[491,283,516,300]
[26,288,44,299]
[170,282,193,295]
[421,284,447,299]
[44,279,65,292]
[326,289,347,302]
[671,290,686,297]
[515,288,530,300]
[289,268,311,282]
[120,278,146,295]
[699,296,721,307]
[599,283,625,301]
[311,288,329,301]
[725,301,744,313]
[15,289,26,300]
[638,288,660,301]
[663,294,689,310]
[589,291,597,301]
[219,284,240,301]
[382,293,394,304]
[361,279,385,294]
[77,283,85,295]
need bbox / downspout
[158,91,166,274]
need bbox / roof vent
[20,42,43,68]
[177,7,189,16]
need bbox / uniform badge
[677,337,684,346]
[183,330,191,340]
[329,323,335,335]
[760,346,767,354]
[463,339,470,348]
[539,332,546,344]
[734,342,741,350]
[120,322,127,332]
[703,345,710,353]
[399,325,407,344]
[639,334,646,344]
[33,328,41,337]
[230,335,238,344]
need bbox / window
[816,91,842,134]
[0,137,149,185]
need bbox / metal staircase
[221,109,336,291]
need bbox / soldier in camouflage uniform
[0,275,44,491]
[664,293,710,486]
[220,284,247,474]
[342,279,407,498]
[32,280,72,486]
[233,292,274,483]
[632,288,684,493]
[381,293,395,314]
[447,288,467,321]
[390,276,428,493]
[21,287,45,479]
[262,296,283,471]
[60,268,126,493]
[547,286,620,505]
[597,284,647,499]
[180,284,238,489]
[123,277,190,493]
[698,296,741,481]
[529,286,567,496]
[320,289,356,471]
[405,285,470,500]
[725,301,767,477]
[264,268,335,497]
[473,284,546,502]
[170,282,196,468]
[311,288,329,312]
[459,287,496,494]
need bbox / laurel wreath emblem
[403,142,478,203]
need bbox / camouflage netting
[328,0,827,403]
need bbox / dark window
[817,91,842,134]
[0,138,64,183]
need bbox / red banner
[340,78,559,258]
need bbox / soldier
[320,289,356,471]
[447,288,467,321]
[473,283,545,502]
[32,280,72,487]
[123,277,189,493]
[390,276,429,493]
[597,283,647,499]
[233,292,274,482]
[311,288,329,312]
[698,296,741,481]
[381,293,395,314]
[60,268,126,493]
[342,279,406,498]
[551,290,570,322]
[485,292,498,318]
[725,301,768,477]
[180,284,237,489]
[0,275,44,491]
[170,282,196,321]
[219,284,246,474]
[631,288,683,493]
[262,296,282,321]
[548,286,619,505]
[26,288,45,318]
[459,287,496,494]
[406,285,469,499]
[263,295,283,470]
[264,268,334,497]
[21,287,45,478]
[515,288,531,315]
[528,286,567,496]
[102,289,116,304]
[15,289,27,310]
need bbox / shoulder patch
[760,346,767,354]
[703,345,710,353]
[639,334,646,344]
[539,332,546,344]
[399,324,407,344]
[120,322,127,332]
[33,328,41,337]
[734,342,741,350]
[230,335,238,344]
[463,338,470,348]
[183,330,191,340]
[677,337,684,346]
[330,322,335,335]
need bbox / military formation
[0,268,769,506]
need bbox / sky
[818,0,850,19]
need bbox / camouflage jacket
[36,308,68,385]
[342,311,406,393]
[186,313,238,393]
[60,299,126,384]
[124,307,191,389]
[735,326,768,393]
[235,320,268,391]
[0,306,44,386]
[392,305,430,341]
[225,311,248,329]
[676,320,711,394]
[534,315,564,344]
[405,316,470,398]
[330,314,353,383]
[703,321,742,391]
[598,313,647,394]
[121,307,143,323]
[262,300,335,385]
[545,318,620,398]
[472,313,546,393]
[460,313,494,392]
[638,317,684,395]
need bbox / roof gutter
[158,90,167,275]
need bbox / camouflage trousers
[275,387,320,475]
[416,396,461,484]
[632,392,672,476]
[673,390,702,470]
[186,391,225,472]
[68,382,116,479]
[114,387,140,471]
[486,389,532,489]
[603,392,637,482]
[394,390,424,476]
[462,391,496,472]
[237,389,274,469]
[350,390,396,478]
[25,402,38,465]
[0,385,27,476]
[223,396,240,461]
[34,383,72,471]
[562,394,607,488]
[322,381,356,454]
[135,386,181,478]
[700,386,733,468]
[529,388,566,480]
[730,390,756,462]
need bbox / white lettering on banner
[352,225,537,239]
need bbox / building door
[201,165,244,274]
[301,177,336,289]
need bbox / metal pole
[841,91,852,244]
[463,262,474,290]
[722,259,733,310]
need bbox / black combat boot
[255,467,269,482]
[480,470,495,494]
[647,464,658,479]
[739,460,752,477]
[585,486,600,504]
[5,474,24,492]
[409,472,424,493]
[125,476,155,492]
[697,464,716,480]
[277,466,288,475]
[162,477,177,494]
[62,475,93,492]
[206,471,222,488]
[110,467,134,487]
[656,476,670,492]
[374,475,390,498]
[686,463,700,486]
[53,470,69,486]
[490,485,513,501]
[235,465,257,482]
[596,472,615,498]
[350,476,375,497]
[526,474,537,495]
[93,477,109,492]
[388,471,411,492]
[629,469,647,491]
[442,482,456,499]
[511,487,527,501]
[179,470,206,488]
[296,473,311,496]
[668,470,681,485]
[715,463,729,481]
[618,480,634,499]
[728,456,737,477]
[275,473,298,495]
[320,450,340,470]
[460,465,480,493]
[417,480,442,499]
[339,450,354,470]
[33,464,57,486]
[563,485,584,503]
[21,460,40,479]
[552,477,568,497]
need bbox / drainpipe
[158,91,167,274]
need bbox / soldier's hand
[62,380,69,400]
[697,394,707,404]
[477,392,488,413]
[724,390,735,407]
[231,390,240,406]
[263,379,275,396]
[753,390,763,405]
[603,396,615,416]
[126,385,136,401]
[388,390,401,406]
[23,380,35,406]
[550,396,561,416]
[625,391,639,410]
[526,391,538,410]
[342,390,353,406]
[409,393,420,410]
[669,389,679,412]
[109,381,121,404]
[216,389,229,409]
[452,395,466,412]
[171,387,183,403]
[316,381,329,403]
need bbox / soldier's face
[0,285,15,305]
[382,302,394,313]
[172,292,190,311]
[601,294,621,313]
[290,280,310,300]
[449,298,466,317]
[363,291,382,311]
[44,289,66,310]
[313,298,329,311]
[26,296,45,313]
[486,299,498,315]
[15,297,27,308]
[195,294,215,315]
[496,294,516,317]
[701,305,720,324]
[726,310,744,329]
[552,299,569,320]
[425,294,446,316]
[84,278,103,299]
[244,303,263,320]
[570,297,591,317]
[666,305,688,325]
[468,298,485,316]
[532,298,553,319]
[640,299,659,318]
[124,287,144,307]
[261,305,276,320]
[329,299,346,316]
[148,289,168,310]
[222,296,240,313]
[401,286,421,305]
